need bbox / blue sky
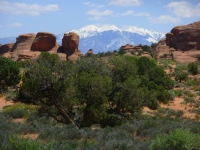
[0,0,200,37]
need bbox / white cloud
[8,22,22,27]
[0,1,59,16]
[133,12,150,17]
[86,9,113,16]
[150,15,181,24]
[109,0,141,7]
[167,1,200,18]
[121,10,134,16]
[83,2,105,8]
[88,16,102,21]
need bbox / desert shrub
[150,129,200,150]
[0,57,21,93]
[7,135,54,150]
[173,64,188,82]
[174,90,183,97]
[174,110,184,118]
[3,103,36,119]
[130,51,135,55]
[183,97,194,104]
[5,91,18,101]
[160,53,168,58]
[118,47,126,55]
[188,62,198,75]
[137,50,143,56]
[168,89,176,100]
[193,85,200,91]
[19,53,173,127]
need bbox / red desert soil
[143,97,197,119]
[21,133,39,140]
[161,97,196,119]
[0,96,14,110]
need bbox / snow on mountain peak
[70,24,121,38]
[68,24,164,40]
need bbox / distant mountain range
[0,24,165,54]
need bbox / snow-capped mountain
[0,24,165,54]
[56,24,164,54]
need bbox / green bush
[188,62,198,75]
[8,135,53,150]
[118,47,126,55]
[150,129,200,150]
[3,103,36,119]
[0,57,21,93]
[19,53,174,127]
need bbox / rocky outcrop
[62,32,83,60]
[155,39,175,59]
[0,31,83,61]
[141,51,151,57]
[17,51,41,61]
[156,21,200,62]
[31,32,56,51]
[121,44,142,53]
[87,49,93,55]
[166,21,200,51]
[11,33,36,61]
[0,43,14,54]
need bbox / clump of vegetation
[0,57,21,93]
[173,64,188,82]
[188,62,198,75]
[2,48,200,149]
[150,129,200,150]
[117,47,126,55]
[18,52,173,128]
[3,103,36,119]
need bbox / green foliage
[0,57,21,93]
[142,45,154,57]
[173,64,188,82]
[75,57,111,127]
[8,135,53,150]
[118,47,126,55]
[3,103,36,119]
[19,53,173,127]
[137,57,174,103]
[150,129,200,150]
[151,43,158,49]
[188,62,198,75]
[137,50,143,56]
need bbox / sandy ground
[143,97,197,119]
[21,134,39,140]
[161,97,196,119]
[0,96,39,139]
[0,96,14,110]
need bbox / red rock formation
[11,33,36,61]
[87,49,93,55]
[1,31,82,61]
[62,32,83,60]
[166,21,200,51]
[156,21,200,62]
[142,51,151,57]
[121,44,142,53]
[17,50,41,61]
[0,43,14,54]
[31,32,56,51]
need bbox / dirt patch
[0,96,14,110]
[13,118,25,123]
[161,98,196,119]
[21,133,39,140]
[143,97,197,119]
